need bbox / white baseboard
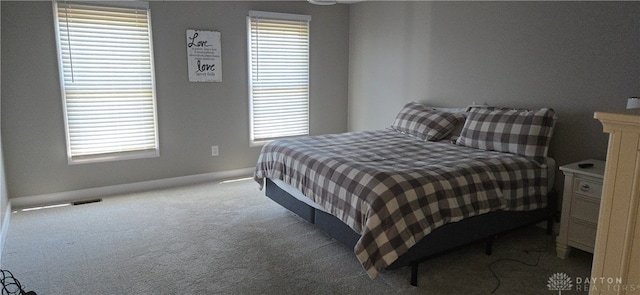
[0,203,11,267]
[10,167,255,210]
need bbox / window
[54,1,159,164]
[247,11,311,146]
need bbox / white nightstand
[556,159,606,259]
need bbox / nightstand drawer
[570,196,600,223]
[573,177,603,199]
[557,160,605,258]
[568,218,597,252]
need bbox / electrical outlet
[211,145,219,156]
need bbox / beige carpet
[1,178,592,294]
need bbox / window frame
[53,1,160,165]
[247,11,312,147]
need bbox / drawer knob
[580,184,591,192]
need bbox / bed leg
[546,189,558,235]
[485,236,495,256]
[410,263,419,287]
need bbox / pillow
[433,107,469,140]
[391,102,465,141]
[455,107,556,162]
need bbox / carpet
[1,178,592,294]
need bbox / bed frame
[264,178,557,286]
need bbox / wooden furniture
[556,159,606,258]
[591,112,640,294]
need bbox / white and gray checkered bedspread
[254,129,549,279]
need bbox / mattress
[270,154,556,213]
[254,129,553,278]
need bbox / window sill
[68,149,159,165]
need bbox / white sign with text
[186,29,221,82]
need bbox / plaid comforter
[254,130,549,279]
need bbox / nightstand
[556,159,606,259]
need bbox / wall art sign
[186,29,221,82]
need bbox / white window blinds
[247,11,311,145]
[54,1,159,164]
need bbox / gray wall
[0,1,8,252]
[5,1,640,199]
[349,1,640,190]
[1,1,349,198]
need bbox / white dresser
[556,159,606,258]
[590,112,640,294]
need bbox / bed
[254,102,558,286]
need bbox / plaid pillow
[391,102,465,141]
[455,107,556,163]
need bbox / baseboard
[10,167,255,210]
[0,203,11,267]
